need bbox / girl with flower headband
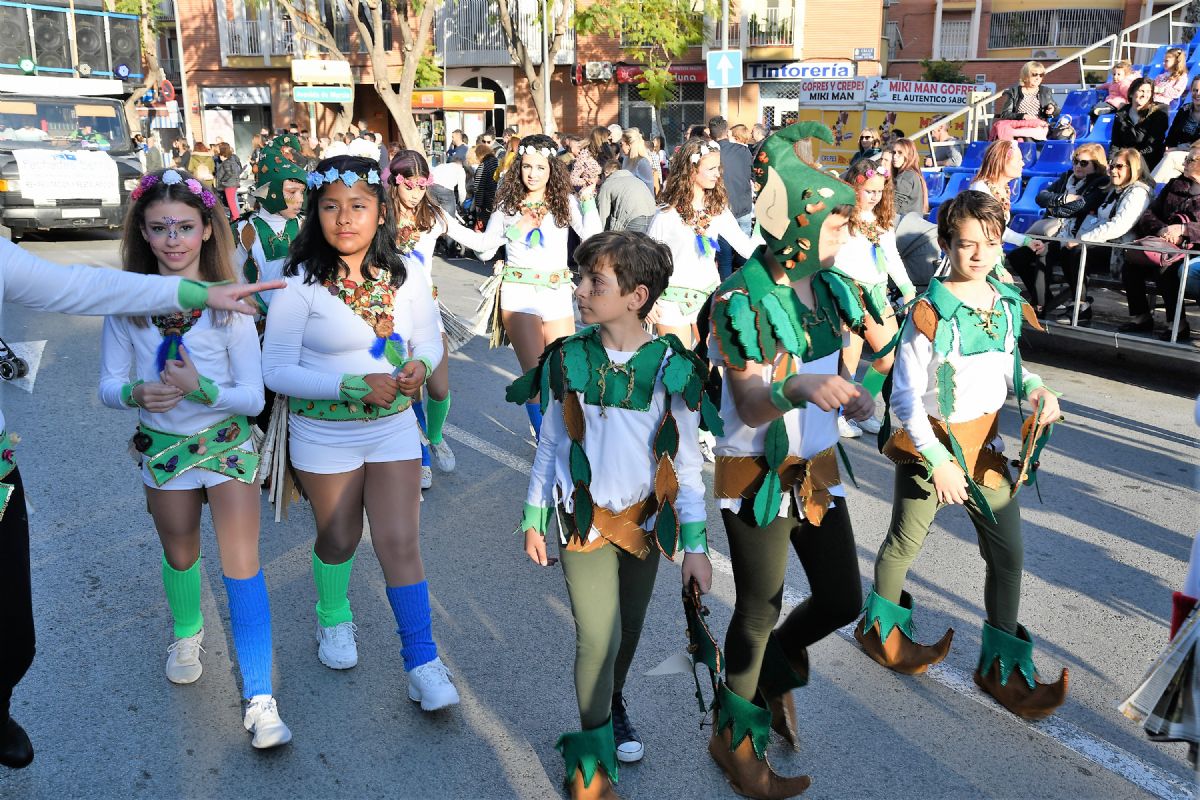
[98,167,291,749]
[387,148,491,485]
[472,133,601,439]
[647,138,760,347]
[828,158,916,438]
[260,155,460,711]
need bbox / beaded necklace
[394,210,424,263]
[986,181,1012,217]
[324,267,402,358]
[686,206,719,257]
[151,308,203,370]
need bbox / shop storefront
[616,64,706,148]
[745,60,857,128]
[199,86,271,161]
[410,86,495,163]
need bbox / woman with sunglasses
[850,129,882,166]
[993,61,1056,141]
[1112,77,1170,169]
[1005,144,1109,316]
[1053,148,1154,324]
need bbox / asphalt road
[0,232,1197,800]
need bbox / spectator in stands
[925,121,963,167]
[1005,143,1109,316]
[884,138,927,219]
[731,124,752,144]
[749,123,769,159]
[1153,76,1200,183]
[1154,47,1190,106]
[1054,148,1155,324]
[850,128,882,166]
[496,134,521,179]
[1092,60,1140,119]
[686,124,709,140]
[213,142,243,221]
[968,140,1029,274]
[595,159,656,233]
[888,129,906,143]
[1112,77,1169,168]
[430,153,467,213]
[468,142,499,231]
[145,133,167,173]
[1119,141,1200,341]
[994,61,1056,141]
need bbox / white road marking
[446,423,1195,800]
[4,339,45,393]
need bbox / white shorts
[500,280,575,320]
[288,409,422,474]
[656,296,701,326]
[141,442,255,490]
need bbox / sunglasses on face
[860,136,877,142]
[1073,158,1093,167]
[1109,162,1128,170]
[1031,72,1045,78]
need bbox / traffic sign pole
[720,0,729,119]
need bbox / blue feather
[412,250,425,264]
[156,334,181,372]
[709,236,721,254]
[369,336,386,359]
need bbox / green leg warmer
[425,392,452,446]
[312,550,355,627]
[862,365,887,398]
[979,621,1038,691]
[859,587,916,641]
[555,716,619,788]
[161,553,203,639]
[713,682,772,760]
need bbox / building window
[940,19,969,61]
[988,9,1123,50]
[885,21,903,61]
[619,82,705,149]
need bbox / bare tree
[495,0,570,134]
[272,0,356,134]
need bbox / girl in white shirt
[261,155,459,711]
[472,134,601,438]
[647,138,759,346]
[831,158,917,436]
[98,168,289,750]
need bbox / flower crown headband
[689,141,721,164]
[306,166,382,190]
[853,165,891,184]
[393,175,433,190]
[518,144,556,159]
[130,170,218,209]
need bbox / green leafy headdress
[751,121,857,279]
[253,146,308,214]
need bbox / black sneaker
[611,693,644,763]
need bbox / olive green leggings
[723,498,862,701]
[875,463,1024,635]
[559,544,661,729]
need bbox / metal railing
[435,0,574,68]
[707,20,741,48]
[222,12,294,57]
[988,8,1123,51]
[746,7,791,47]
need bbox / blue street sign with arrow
[706,49,744,89]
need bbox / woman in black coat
[1111,77,1170,169]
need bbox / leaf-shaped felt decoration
[935,361,957,420]
[562,391,585,442]
[662,352,692,395]
[700,394,725,437]
[573,483,594,541]
[654,410,680,459]
[654,453,680,504]
[383,336,406,368]
[752,470,782,527]
[682,370,703,411]
[562,338,592,393]
[761,293,802,355]
[655,500,679,559]
[505,369,539,405]
[933,318,954,357]
[819,271,867,332]
[725,292,763,363]
[763,417,789,469]
[569,440,592,486]
[710,297,747,371]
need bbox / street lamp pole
[542,0,552,134]
[719,0,729,119]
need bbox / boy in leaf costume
[234,146,308,319]
[858,190,1067,720]
[509,231,716,800]
[705,121,875,799]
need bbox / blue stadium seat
[1078,114,1116,146]
[1009,213,1041,234]
[1011,175,1057,215]
[1146,63,1165,80]
[944,140,988,175]
[1016,141,1038,166]
[1149,45,1170,69]
[1059,89,1099,122]
[929,172,973,207]
[1025,140,1073,177]
[922,170,944,199]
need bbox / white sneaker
[165,629,204,684]
[420,465,433,490]
[838,416,862,439]
[857,416,882,435]
[407,656,460,711]
[243,694,292,750]
[316,621,358,669]
[430,439,456,472]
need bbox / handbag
[1135,214,1193,271]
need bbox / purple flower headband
[130,169,218,208]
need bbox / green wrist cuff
[1021,235,1032,248]
[580,197,597,215]
[184,375,219,405]
[339,374,371,402]
[898,283,915,298]
[121,380,144,408]
[680,521,707,552]
[177,279,209,310]
[769,378,805,413]
[1022,375,1044,395]
[520,502,551,536]
[413,357,434,385]
[919,443,954,470]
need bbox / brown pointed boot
[973,622,1068,721]
[557,718,620,800]
[566,769,619,800]
[854,589,953,675]
[757,634,808,750]
[708,684,811,799]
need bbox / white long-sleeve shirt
[0,237,193,433]
[403,212,492,283]
[832,224,914,294]
[233,208,297,306]
[474,195,600,265]
[99,312,264,434]
[891,286,1042,454]
[1077,182,1152,244]
[526,347,706,550]
[969,180,1027,247]
[647,206,760,290]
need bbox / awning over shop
[614,65,706,84]
[410,86,494,111]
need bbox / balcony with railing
[435,0,574,69]
[706,19,742,48]
[746,7,792,48]
[216,0,297,62]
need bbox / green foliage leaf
[726,292,763,363]
[414,53,442,88]
[920,58,969,84]
[505,368,539,405]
